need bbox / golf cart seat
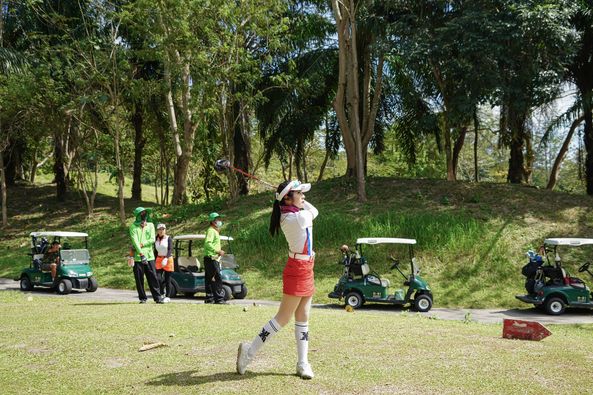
[366,275,390,287]
[568,276,586,289]
[351,262,370,277]
[177,256,201,272]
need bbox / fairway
[1,291,592,394]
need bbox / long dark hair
[269,180,293,237]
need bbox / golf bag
[521,251,544,294]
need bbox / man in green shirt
[129,207,164,304]
[204,212,226,304]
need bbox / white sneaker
[163,297,171,303]
[296,362,314,379]
[236,342,251,375]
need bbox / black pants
[133,260,161,302]
[204,256,224,302]
[157,269,172,298]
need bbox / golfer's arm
[303,201,318,219]
[167,237,173,258]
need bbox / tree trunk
[171,62,197,205]
[331,0,367,201]
[174,153,191,204]
[233,101,250,195]
[0,150,7,227]
[507,108,527,184]
[54,129,68,201]
[583,107,593,195]
[131,105,145,201]
[114,123,126,226]
[524,128,534,184]
[451,127,467,180]
[473,110,479,182]
[547,115,585,190]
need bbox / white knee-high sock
[295,321,309,365]
[248,317,282,359]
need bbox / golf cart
[516,238,593,315]
[170,234,247,300]
[16,231,98,295]
[328,238,433,312]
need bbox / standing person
[203,212,226,304]
[155,223,174,302]
[236,180,317,379]
[129,207,164,304]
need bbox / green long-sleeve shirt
[129,222,156,261]
[203,226,221,259]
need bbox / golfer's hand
[140,243,144,248]
[218,250,225,256]
[140,255,148,265]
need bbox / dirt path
[3,278,592,325]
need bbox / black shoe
[214,300,229,305]
[204,298,214,304]
[139,300,147,304]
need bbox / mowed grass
[1,176,593,308]
[0,291,592,394]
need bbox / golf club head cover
[214,159,231,173]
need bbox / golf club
[214,159,276,190]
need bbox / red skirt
[283,256,315,297]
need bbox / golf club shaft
[227,165,276,189]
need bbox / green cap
[208,212,223,222]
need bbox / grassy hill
[1,176,592,308]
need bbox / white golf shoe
[236,342,251,375]
[296,362,314,379]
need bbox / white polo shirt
[280,201,319,256]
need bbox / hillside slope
[1,177,592,308]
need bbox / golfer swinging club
[236,180,318,379]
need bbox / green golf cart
[16,231,98,294]
[170,234,247,300]
[328,237,433,311]
[516,238,593,315]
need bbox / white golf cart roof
[356,237,416,245]
[544,238,593,246]
[174,234,234,241]
[30,231,88,238]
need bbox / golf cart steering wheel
[389,256,399,270]
[578,262,590,273]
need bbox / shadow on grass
[146,370,293,387]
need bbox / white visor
[275,180,311,201]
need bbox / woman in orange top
[155,223,174,302]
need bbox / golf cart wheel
[345,292,364,309]
[169,281,178,298]
[413,294,433,312]
[233,284,248,300]
[183,292,195,298]
[222,285,232,301]
[86,276,98,292]
[545,297,566,315]
[20,276,34,292]
[57,279,72,295]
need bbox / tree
[568,1,593,194]
[331,0,386,201]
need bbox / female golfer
[236,180,318,379]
